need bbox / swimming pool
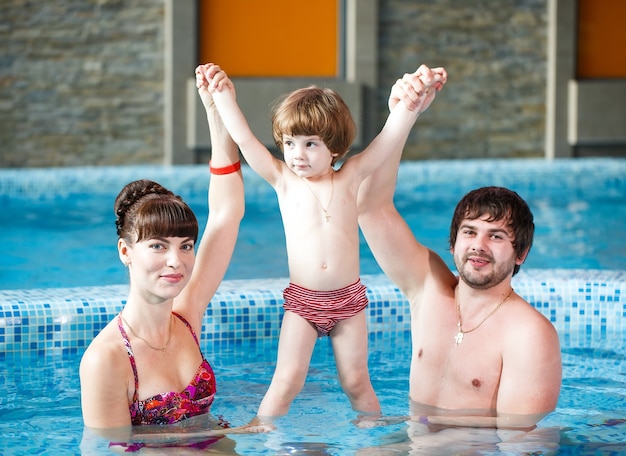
[2,158,625,290]
[1,158,626,454]
[1,273,625,454]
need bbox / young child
[195,63,446,420]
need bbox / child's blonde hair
[271,86,356,165]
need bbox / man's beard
[454,252,516,289]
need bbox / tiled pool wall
[393,158,626,200]
[1,270,624,359]
[1,158,626,202]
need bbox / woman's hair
[271,86,356,165]
[449,186,534,276]
[114,179,198,243]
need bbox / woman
[79,77,247,448]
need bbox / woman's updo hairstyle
[114,179,198,244]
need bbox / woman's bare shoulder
[81,318,127,371]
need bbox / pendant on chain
[302,170,334,223]
[454,326,464,345]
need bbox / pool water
[1,159,625,454]
[2,159,626,290]
[1,331,625,455]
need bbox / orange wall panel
[577,0,626,78]
[199,0,338,77]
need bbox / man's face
[451,215,521,289]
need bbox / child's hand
[195,63,237,108]
[417,64,447,94]
[388,64,447,113]
[196,63,235,94]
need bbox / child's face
[282,134,337,178]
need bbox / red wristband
[209,160,241,175]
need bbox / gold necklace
[121,312,173,353]
[301,170,334,222]
[454,286,513,345]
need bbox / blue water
[2,160,626,290]
[1,331,625,455]
[1,160,625,453]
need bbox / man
[357,73,562,430]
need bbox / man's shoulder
[505,297,559,341]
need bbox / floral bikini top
[117,311,217,426]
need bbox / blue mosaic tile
[0,271,624,357]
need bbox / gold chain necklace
[301,170,334,222]
[121,312,173,353]
[454,286,513,345]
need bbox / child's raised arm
[197,63,282,185]
[346,65,447,182]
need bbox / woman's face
[119,236,196,303]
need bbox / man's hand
[389,64,448,113]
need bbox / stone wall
[0,0,547,167]
[0,0,165,167]
[377,0,548,160]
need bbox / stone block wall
[0,0,165,167]
[377,0,548,160]
[0,0,547,167]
